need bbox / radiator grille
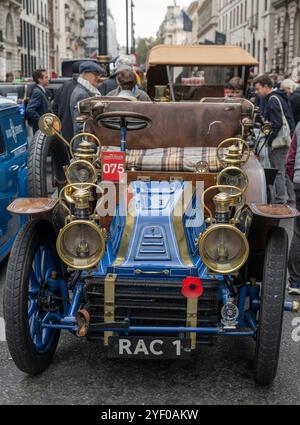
[84,278,219,345]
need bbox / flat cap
[79,61,105,75]
[115,64,132,74]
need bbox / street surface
[0,220,299,405]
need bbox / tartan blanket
[103,146,224,172]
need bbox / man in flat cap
[70,61,105,134]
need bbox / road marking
[0,317,6,342]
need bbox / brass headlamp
[217,138,250,193]
[64,149,98,209]
[38,113,106,270]
[217,167,249,193]
[59,182,100,219]
[66,160,97,186]
[199,185,249,275]
[213,192,232,223]
[56,220,106,270]
[202,185,244,225]
[70,133,101,163]
[199,224,249,275]
[57,182,106,269]
[217,139,250,169]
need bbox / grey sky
[108,0,192,47]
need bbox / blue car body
[0,100,27,262]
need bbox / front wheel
[4,220,65,375]
[28,131,69,198]
[254,227,288,386]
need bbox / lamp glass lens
[219,170,247,192]
[201,227,248,273]
[59,223,104,268]
[68,162,95,184]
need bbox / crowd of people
[247,72,300,295]
[5,70,24,84]
[25,56,150,140]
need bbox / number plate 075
[101,151,126,182]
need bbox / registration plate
[108,336,192,359]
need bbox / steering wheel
[96,111,152,131]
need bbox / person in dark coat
[290,86,300,126]
[254,74,295,205]
[52,63,80,141]
[26,69,51,133]
[269,73,281,89]
[264,89,295,141]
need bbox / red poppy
[181,277,204,299]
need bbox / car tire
[28,130,69,197]
[3,220,63,375]
[254,226,288,386]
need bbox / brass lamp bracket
[104,274,117,346]
[186,298,198,350]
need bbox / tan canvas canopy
[147,45,259,68]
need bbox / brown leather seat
[92,101,242,150]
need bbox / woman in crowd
[281,79,300,126]
[107,70,151,101]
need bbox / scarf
[77,76,101,96]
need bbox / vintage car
[0,98,27,262]
[3,97,300,387]
[146,45,258,101]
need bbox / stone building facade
[58,0,86,61]
[0,0,22,81]
[0,0,50,80]
[216,0,276,73]
[187,1,201,44]
[20,0,50,77]
[197,0,218,43]
[272,0,300,74]
[157,5,193,45]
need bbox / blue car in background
[0,98,27,262]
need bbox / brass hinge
[137,176,151,182]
